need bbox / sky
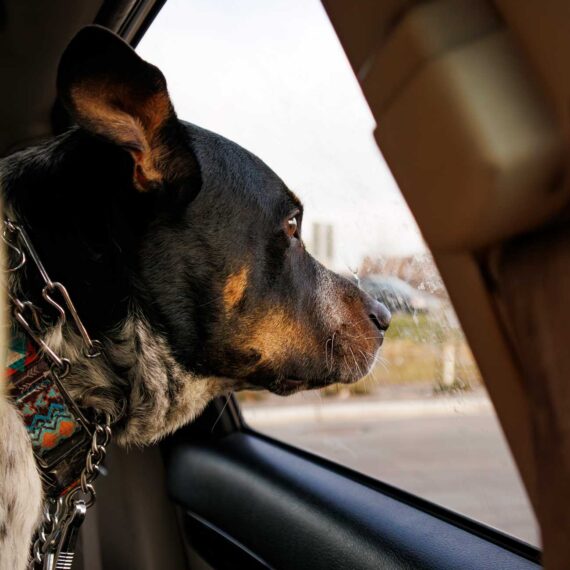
[138,0,426,269]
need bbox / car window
[139,0,539,546]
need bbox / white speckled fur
[0,400,43,570]
[45,309,234,447]
[0,305,233,569]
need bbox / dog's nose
[367,298,391,333]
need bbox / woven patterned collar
[7,330,89,496]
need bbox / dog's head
[11,26,390,401]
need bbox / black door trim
[165,430,541,570]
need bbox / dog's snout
[367,298,391,333]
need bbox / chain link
[3,220,111,570]
[29,498,65,567]
[76,413,112,508]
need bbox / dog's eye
[286,216,299,238]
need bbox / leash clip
[43,500,86,570]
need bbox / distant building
[310,222,335,268]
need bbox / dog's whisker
[375,356,390,373]
[358,348,379,379]
[342,354,350,377]
[349,346,364,380]
[325,337,332,372]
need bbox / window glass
[139,0,538,545]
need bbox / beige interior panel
[495,1,570,139]
[323,0,415,78]
[364,4,565,251]
[498,227,570,568]
[361,0,501,115]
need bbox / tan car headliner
[0,0,163,156]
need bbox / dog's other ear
[58,26,178,192]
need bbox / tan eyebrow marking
[223,266,249,312]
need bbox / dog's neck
[2,131,231,446]
[43,311,231,446]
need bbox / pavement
[241,392,540,546]
[242,394,493,425]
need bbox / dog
[0,26,390,569]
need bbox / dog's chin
[237,346,381,396]
[268,376,357,396]
[270,378,315,396]
[268,364,378,397]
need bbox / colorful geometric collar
[7,329,90,497]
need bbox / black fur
[2,25,390,402]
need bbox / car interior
[3,0,570,568]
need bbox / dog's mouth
[268,364,376,396]
[238,335,385,396]
[278,377,323,395]
[233,312,387,396]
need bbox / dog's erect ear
[58,26,176,192]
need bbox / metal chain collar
[2,219,111,570]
